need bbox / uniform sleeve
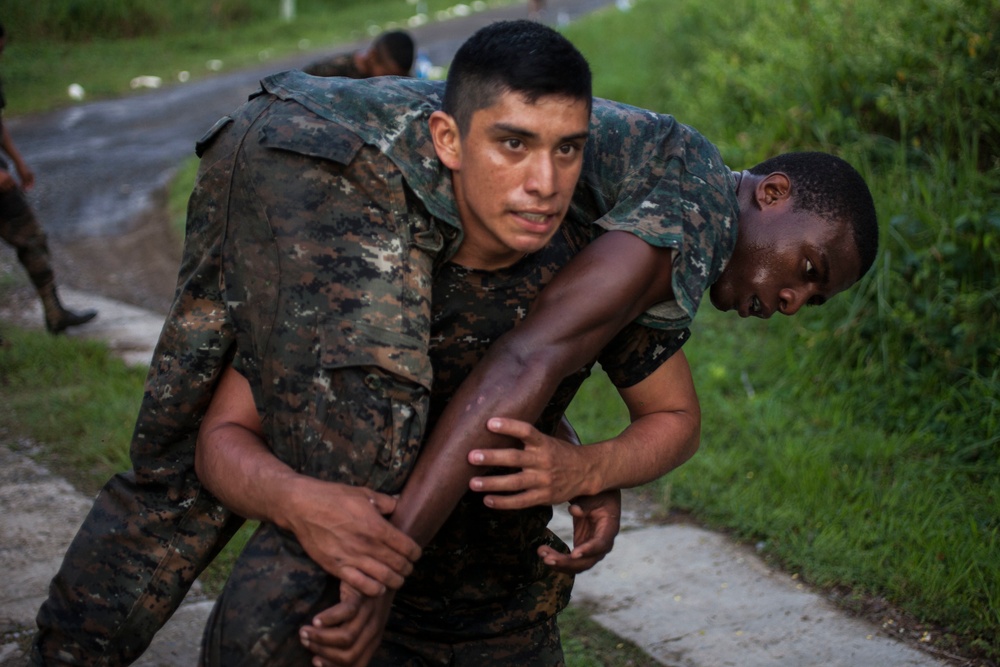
[597,321,690,389]
[577,103,739,332]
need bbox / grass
[3,0,998,663]
[0,326,143,494]
[1,0,508,116]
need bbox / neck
[732,169,745,194]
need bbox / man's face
[365,45,406,77]
[709,205,862,318]
[441,92,590,270]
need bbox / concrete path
[0,291,952,666]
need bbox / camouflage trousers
[31,91,437,665]
[374,616,566,667]
[0,180,55,289]
[200,94,437,666]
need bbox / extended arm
[471,348,700,507]
[391,230,677,545]
[302,232,679,666]
[0,123,34,190]
[196,365,422,596]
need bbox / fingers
[364,491,422,562]
[336,565,390,598]
[301,488,422,581]
[468,446,530,468]
[302,592,391,667]
[537,545,599,574]
[486,416,539,439]
[481,490,546,511]
[366,491,398,516]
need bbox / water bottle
[415,50,433,79]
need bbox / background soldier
[302,30,415,78]
[0,22,96,334]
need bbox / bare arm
[391,230,676,545]
[470,348,700,508]
[302,232,679,665]
[0,124,34,190]
[195,365,421,596]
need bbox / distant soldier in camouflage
[0,22,96,335]
[31,19,878,667]
[302,30,415,78]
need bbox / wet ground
[5,0,614,314]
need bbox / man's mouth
[515,210,558,230]
[742,295,765,318]
[520,211,550,222]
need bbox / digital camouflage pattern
[205,212,690,664]
[380,218,688,650]
[0,78,57,294]
[202,94,444,665]
[0,172,54,290]
[31,70,737,666]
[379,616,565,666]
[301,52,364,78]
[572,96,739,331]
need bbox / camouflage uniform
[374,220,689,665]
[0,79,57,303]
[301,52,364,78]
[31,70,738,666]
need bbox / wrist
[576,445,606,498]
[260,467,310,530]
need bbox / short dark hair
[374,30,414,74]
[749,152,879,279]
[442,20,592,135]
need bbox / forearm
[391,335,560,545]
[196,422,302,529]
[390,233,676,545]
[1,126,27,171]
[571,409,699,497]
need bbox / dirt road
[5,0,614,315]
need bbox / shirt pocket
[256,114,364,165]
[310,318,431,493]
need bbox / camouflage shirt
[259,69,739,326]
[386,215,691,640]
[301,52,365,78]
[32,71,739,665]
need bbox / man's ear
[429,110,462,170]
[756,172,792,208]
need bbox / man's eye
[805,259,818,279]
[504,138,523,150]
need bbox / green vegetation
[1,0,497,115]
[1,0,997,663]
[0,327,142,493]
[563,0,998,659]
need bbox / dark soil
[54,185,181,315]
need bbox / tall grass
[564,0,999,656]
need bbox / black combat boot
[38,283,98,334]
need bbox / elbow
[682,410,702,463]
[193,430,209,485]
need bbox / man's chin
[708,286,728,312]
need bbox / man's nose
[525,154,557,197]
[778,286,810,316]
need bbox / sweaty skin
[301,230,687,666]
